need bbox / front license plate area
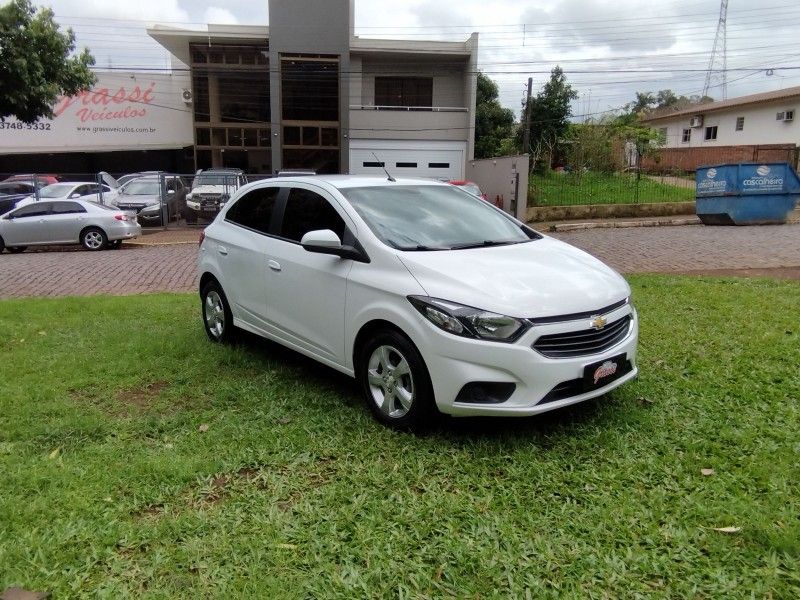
[583,353,627,390]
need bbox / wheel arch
[199,271,220,296]
[79,225,107,240]
[352,318,424,376]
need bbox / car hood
[397,236,630,318]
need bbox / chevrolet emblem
[590,315,607,330]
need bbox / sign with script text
[0,71,193,154]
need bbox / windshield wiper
[398,244,450,251]
[449,239,525,250]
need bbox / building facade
[0,0,478,180]
[147,0,478,179]
[641,86,800,172]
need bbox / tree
[474,73,516,159]
[520,66,578,170]
[0,0,95,123]
[623,89,714,121]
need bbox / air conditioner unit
[689,115,703,128]
[181,89,193,104]
[776,110,794,122]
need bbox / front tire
[81,227,107,251]
[201,280,235,343]
[357,329,436,431]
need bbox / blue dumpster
[695,162,800,225]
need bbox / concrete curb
[125,241,197,247]
[546,217,702,232]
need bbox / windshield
[122,180,161,195]
[194,174,239,187]
[39,184,76,198]
[341,185,535,250]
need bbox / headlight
[186,193,193,200]
[407,296,527,342]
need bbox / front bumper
[418,303,639,417]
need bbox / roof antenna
[372,152,395,182]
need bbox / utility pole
[522,77,533,154]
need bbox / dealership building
[0,0,478,180]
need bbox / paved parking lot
[0,224,798,299]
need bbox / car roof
[253,175,451,190]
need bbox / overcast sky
[37,0,800,118]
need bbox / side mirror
[300,229,367,262]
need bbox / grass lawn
[530,172,696,206]
[1,276,799,598]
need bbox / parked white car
[198,176,638,429]
[16,173,120,208]
[0,199,141,252]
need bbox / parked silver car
[0,199,141,253]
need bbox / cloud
[521,0,681,52]
[45,0,189,23]
[203,6,238,25]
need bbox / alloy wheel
[204,290,225,339]
[367,345,415,418]
[84,231,104,249]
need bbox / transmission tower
[703,0,729,99]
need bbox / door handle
[217,246,228,256]
[268,259,281,272]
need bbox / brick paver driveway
[0,224,798,299]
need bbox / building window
[396,162,418,168]
[682,129,691,143]
[429,162,450,168]
[705,126,718,141]
[375,77,433,108]
[735,117,744,131]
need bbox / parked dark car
[0,181,39,215]
[113,175,187,227]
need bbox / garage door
[349,140,465,180]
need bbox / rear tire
[0,236,5,253]
[81,227,107,251]
[185,207,198,225]
[357,329,437,431]
[108,240,122,249]
[7,246,26,254]
[201,280,236,343]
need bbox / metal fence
[0,171,276,228]
[528,169,697,207]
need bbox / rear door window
[279,187,346,242]
[225,187,280,234]
[51,202,87,215]
[10,203,52,218]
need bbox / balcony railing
[350,105,468,112]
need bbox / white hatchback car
[198,176,638,429]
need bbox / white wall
[0,71,193,154]
[655,98,799,148]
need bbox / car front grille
[532,315,632,359]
